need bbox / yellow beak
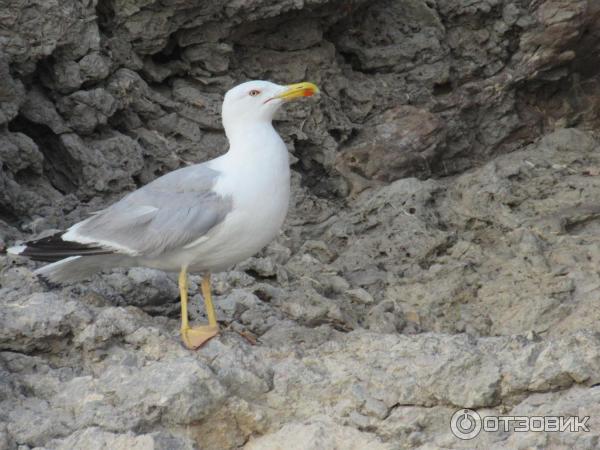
[274,82,320,101]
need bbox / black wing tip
[10,232,113,263]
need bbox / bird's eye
[249,90,261,97]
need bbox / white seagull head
[222,80,319,133]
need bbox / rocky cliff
[2,0,600,448]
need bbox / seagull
[6,80,319,349]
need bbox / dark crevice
[0,204,20,227]
[151,34,184,64]
[291,141,341,200]
[131,174,145,189]
[253,289,272,303]
[337,50,396,75]
[96,1,115,38]
[14,167,40,185]
[433,80,453,96]
[244,269,276,281]
[328,128,343,142]
[8,116,79,194]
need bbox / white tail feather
[34,255,131,283]
[7,245,26,255]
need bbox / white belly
[188,137,290,272]
[187,181,290,272]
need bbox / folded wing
[16,164,232,261]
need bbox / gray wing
[64,164,232,258]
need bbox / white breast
[187,125,291,272]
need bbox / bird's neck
[225,122,284,155]
[221,121,289,177]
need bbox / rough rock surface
[2,0,600,449]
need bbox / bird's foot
[181,325,219,349]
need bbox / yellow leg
[179,269,219,349]
[202,273,218,327]
[180,268,189,330]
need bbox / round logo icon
[450,409,482,440]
